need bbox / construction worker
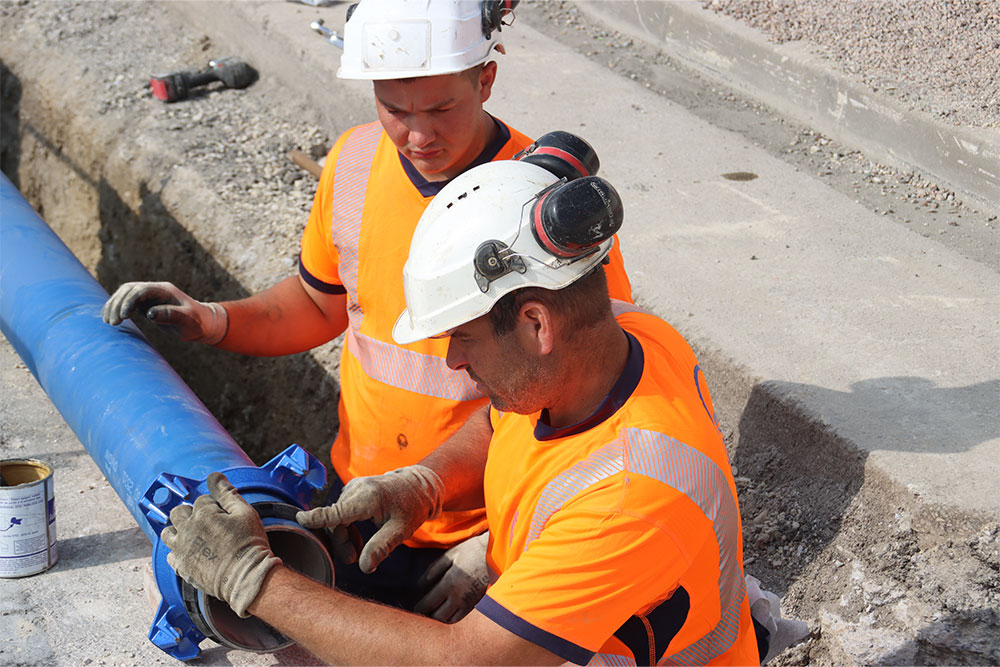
[102,0,632,621]
[160,152,762,664]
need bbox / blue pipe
[0,173,331,660]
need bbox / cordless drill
[150,57,256,102]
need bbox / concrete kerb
[576,0,1000,217]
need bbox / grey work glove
[161,472,281,618]
[746,574,810,663]
[296,464,443,574]
[102,281,228,344]
[414,532,490,623]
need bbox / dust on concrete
[520,0,1000,270]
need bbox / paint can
[0,458,58,578]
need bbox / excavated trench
[2,2,999,662]
[3,120,339,469]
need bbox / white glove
[102,281,228,344]
[746,574,810,663]
[414,532,490,623]
[296,465,444,574]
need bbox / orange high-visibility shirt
[299,119,634,548]
[478,303,758,665]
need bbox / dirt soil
[2,1,999,665]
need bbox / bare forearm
[216,276,347,355]
[251,566,466,665]
[421,405,493,511]
[249,566,561,666]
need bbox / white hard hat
[393,141,623,344]
[338,0,517,80]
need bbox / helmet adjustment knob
[474,240,526,293]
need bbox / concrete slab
[577,0,1000,216]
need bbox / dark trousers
[325,477,445,611]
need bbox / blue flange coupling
[139,444,333,660]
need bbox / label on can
[0,459,58,578]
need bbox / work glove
[102,281,228,344]
[296,465,444,574]
[746,574,810,663]
[414,532,490,623]
[161,472,281,618]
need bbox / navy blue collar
[534,330,644,441]
[398,115,511,197]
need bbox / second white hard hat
[393,135,623,344]
[338,0,517,80]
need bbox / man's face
[373,64,496,182]
[445,315,545,415]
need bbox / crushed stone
[701,0,1000,130]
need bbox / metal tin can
[0,458,58,577]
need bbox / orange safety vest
[300,120,633,548]
[478,303,758,665]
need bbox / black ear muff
[482,0,519,38]
[531,176,623,259]
[516,130,600,182]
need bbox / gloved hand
[746,574,810,663]
[296,464,443,574]
[102,281,228,344]
[414,532,490,623]
[161,472,281,618]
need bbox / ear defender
[515,130,600,182]
[530,176,623,259]
[481,0,519,38]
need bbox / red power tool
[150,57,257,102]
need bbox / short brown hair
[487,265,611,338]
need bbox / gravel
[701,0,1000,130]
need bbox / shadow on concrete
[0,60,22,187]
[767,376,1000,454]
[53,527,150,572]
[732,381,868,594]
[25,449,93,463]
[3,72,340,467]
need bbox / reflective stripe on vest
[331,123,485,402]
[525,427,744,665]
[346,326,483,402]
[332,122,382,331]
[589,652,638,666]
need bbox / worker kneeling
[162,152,761,665]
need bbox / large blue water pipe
[0,172,333,660]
